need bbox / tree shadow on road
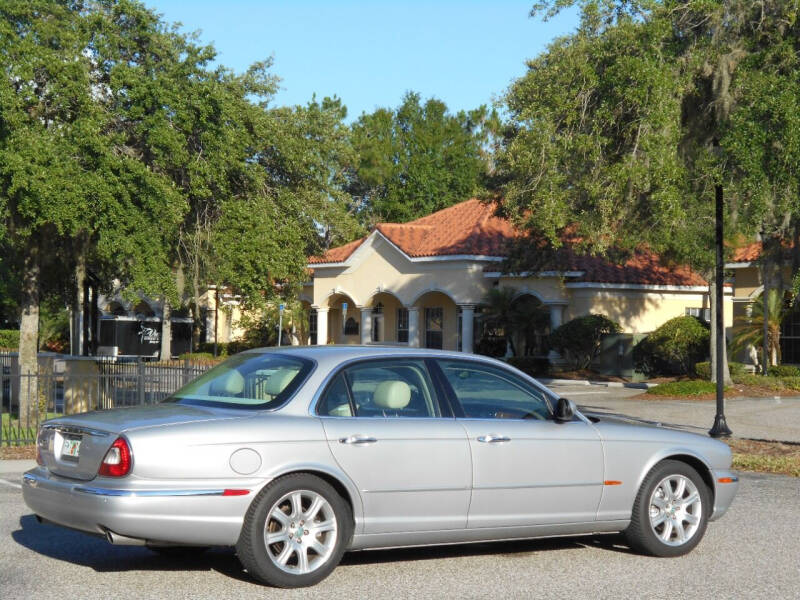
[13,513,638,585]
[12,515,252,582]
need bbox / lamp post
[709,143,732,438]
[760,227,769,376]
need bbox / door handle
[339,435,378,445]
[477,435,511,443]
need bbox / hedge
[695,361,747,380]
[634,316,709,376]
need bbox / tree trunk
[160,298,172,361]
[709,281,732,385]
[18,245,40,428]
[72,241,86,356]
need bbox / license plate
[62,438,82,459]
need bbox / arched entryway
[322,292,360,345]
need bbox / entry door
[316,359,471,534]
[435,359,604,528]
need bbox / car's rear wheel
[626,459,710,557]
[236,473,352,588]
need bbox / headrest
[265,369,297,396]
[209,370,244,396]
[373,380,411,409]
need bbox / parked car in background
[22,346,739,588]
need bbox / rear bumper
[22,467,258,545]
[710,469,739,521]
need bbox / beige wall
[566,288,731,334]
[311,234,493,309]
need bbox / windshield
[164,352,314,410]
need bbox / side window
[317,373,353,417]
[438,360,551,420]
[317,360,441,418]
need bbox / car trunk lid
[36,403,246,481]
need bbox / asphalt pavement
[0,462,798,599]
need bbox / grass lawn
[645,374,800,400]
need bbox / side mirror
[554,397,576,422]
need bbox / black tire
[625,459,711,557]
[235,473,352,588]
[147,545,210,557]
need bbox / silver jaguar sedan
[22,346,739,588]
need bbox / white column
[547,303,566,364]
[360,308,372,344]
[315,308,328,345]
[408,307,420,348]
[460,305,475,353]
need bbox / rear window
[165,352,313,410]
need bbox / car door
[317,358,471,535]
[434,358,604,529]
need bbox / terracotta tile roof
[309,198,710,286]
[308,237,365,264]
[732,242,761,262]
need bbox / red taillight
[98,437,132,477]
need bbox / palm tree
[480,287,550,357]
[731,289,786,368]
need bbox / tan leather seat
[372,380,411,410]
[265,369,298,397]
[208,370,245,397]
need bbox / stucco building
[301,199,732,358]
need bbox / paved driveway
[1,463,798,599]
[547,383,800,442]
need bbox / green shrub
[781,376,800,391]
[506,356,550,377]
[634,316,709,376]
[178,352,221,363]
[549,314,621,369]
[647,380,718,396]
[768,365,800,377]
[695,361,747,380]
[0,329,19,350]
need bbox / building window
[425,307,443,349]
[372,303,383,342]
[685,307,710,323]
[397,308,409,343]
[309,310,317,345]
[781,303,800,364]
[457,309,463,352]
[344,317,359,336]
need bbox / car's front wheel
[236,473,352,588]
[625,459,711,557]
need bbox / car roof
[242,345,514,372]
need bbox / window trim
[430,358,555,421]
[312,356,454,418]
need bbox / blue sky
[146,1,579,120]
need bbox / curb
[539,378,657,390]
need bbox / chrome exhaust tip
[105,529,146,546]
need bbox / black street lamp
[709,169,732,438]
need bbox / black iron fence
[0,353,214,446]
